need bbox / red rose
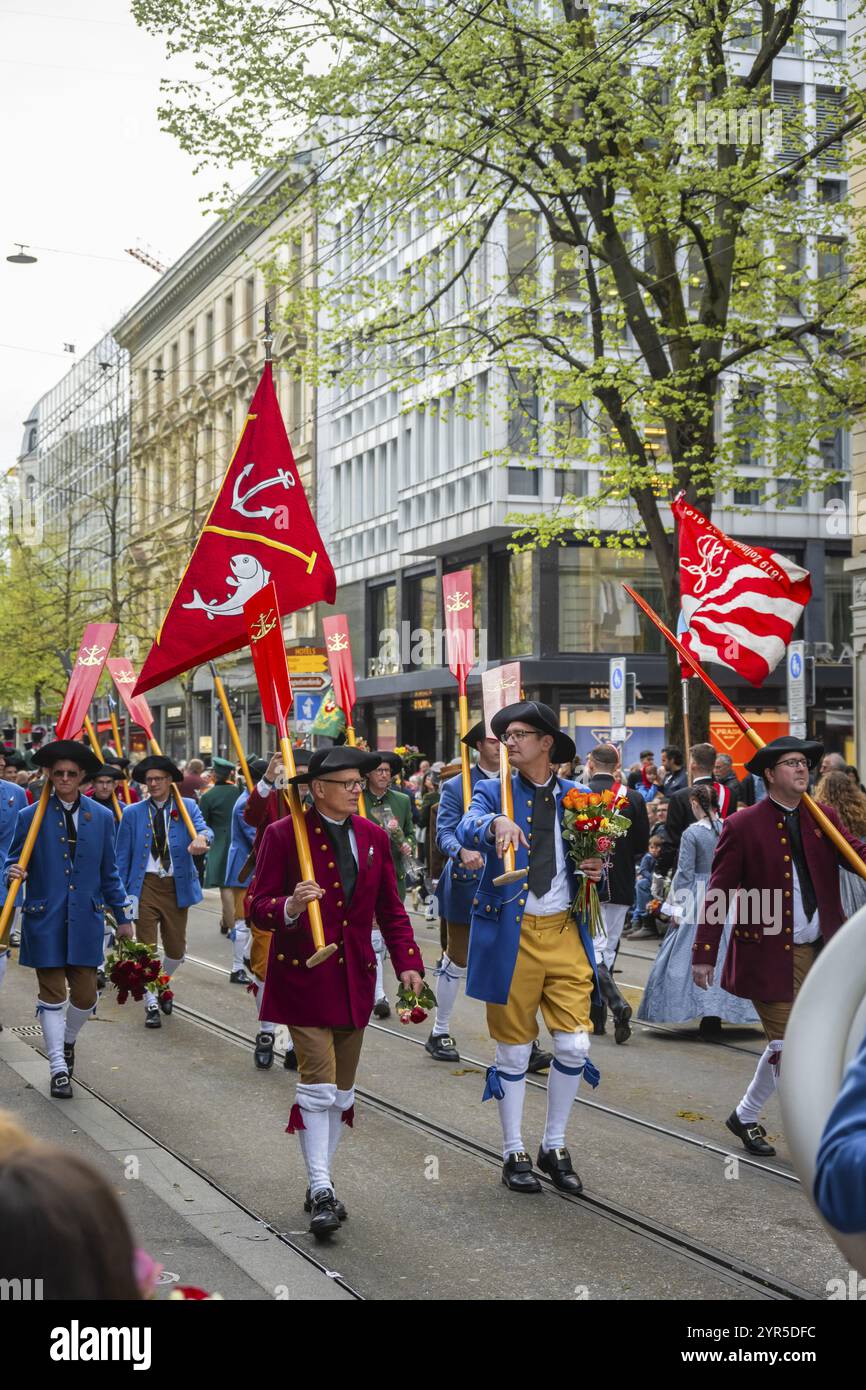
[596,836,613,852]
[117,989,128,1005]
[410,1006,427,1023]
[399,1009,412,1024]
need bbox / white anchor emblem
[231,463,295,520]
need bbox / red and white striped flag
[673,493,811,687]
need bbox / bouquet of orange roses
[561,788,633,936]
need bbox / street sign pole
[609,657,627,744]
[787,640,807,739]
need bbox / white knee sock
[543,1031,592,1150]
[162,955,183,978]
[328,1087,355,1165]
[37,1001,66,1074]
[295,1082,337,1193]
[484,1042,532,1158]
[432,955,466,1037]
[736,1042,783,1125]
[64,1001,95,1046]
[231,921,250,971]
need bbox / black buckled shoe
[283,1046,298,1071]
[537,1144,583,1194]
[725,1110,776,1157]
[159,992,173,1016]
[372,998,391,1019]
[145,1003,162,1029]
[230,968,252,985]
[501,1151,541,1193]
[50,1071,73,1099]
[254,1032,275,1069]
[424,1031,460,1062]
[308,1188,341,1238]
[63,1041,75,1078]
[527,1040,552,1073]
[305,1187,347,1221]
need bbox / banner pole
[109,708,132,803]
[0,782,51,948]
[681,677,692,769]
[275,712,336,968]
[624,584,866,883]
[344,723,367,817]
[458,688,472,812]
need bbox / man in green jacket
[366,751,417,1017]
[199,757,244,948]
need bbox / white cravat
[57,797,80,828]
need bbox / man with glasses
[457,701,604,1196]
[250,747,423,1239]
[4,741,133,1098]
[115,756,212,1031]
[693,736,866,1156]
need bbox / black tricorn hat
[103,753,130,770]
[247,757,268,783]
[289,747,380,785]
[462,720,489,748]
[490,701,576,765]
[372,750,404,778]
[131,754,183,784]
[33,740,102,778]
[744,736,824,778]
[90,762,126,781]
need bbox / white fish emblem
[183,554,271,621]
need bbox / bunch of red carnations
[106,937,171,1006]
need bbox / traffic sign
[787,640,807,739]
[293,693,324,728]
[287,646,327,673]
[291,672,328,692]
[609,658,626,743]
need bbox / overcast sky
[0,1,229,466]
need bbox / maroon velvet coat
[693,798,866,1001]
[250,809,422,1028]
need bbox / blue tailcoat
[0,783,30,867]
[456,774,600,1007]
[435,765,492,925]
[224,791,255,888]
[5,795,129,969]
[814,1026,866,1234]
[115,797,212,909]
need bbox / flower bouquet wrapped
[561,788,633,936]
[105,937,172,1007]
[396,979,437,1025]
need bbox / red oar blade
[56,623,117,739]
[244,581,294,732]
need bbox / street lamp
[6,244,37,265]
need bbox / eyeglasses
[775,758,809,770]
[316,778,367,791]
[503,730,539,743]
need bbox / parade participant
[457,702,603,1195]
[199,757,243,936]
[180,757,206,800]
[0,752,32,967]
[660,746,687,797]
[102,754,140,802]
[584,743,648,1043]
[226,758,293,1064]
[250,747,423,1238]
[812,770,866,919]
[115,756,212,1031]
[87,763,125,815]
[425,722,498,1062]
[4,742,133,1098]
[692,737,866,1156]
[366,751,416,1018]
[638,785,758,1034]
[713,754,741,815]
[814,1025,866,1234]
[22,726,49,772]
[243,749,311,847]
[658,742,732,875]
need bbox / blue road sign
[294,693,324,727]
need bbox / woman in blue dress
[637,784,759,1029]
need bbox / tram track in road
[168,994,814,1302]
[184,951,798,1188]
[27,1034,365,1301]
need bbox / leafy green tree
[134,0,866,740]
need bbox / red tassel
[285,1102,306,1134]
[246,981,259,997]
[341,1105,355,1128]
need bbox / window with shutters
[772,82,804,159]
[816,87,845,170]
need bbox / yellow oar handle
[458,692,472,812]
[212,669,254,793]
[147,737,198,840]
[83,716,122,822]
[278,735,336,968]
[0,781,52,948]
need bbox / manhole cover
[10,1025,43,1038]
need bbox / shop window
[558,547,665,654]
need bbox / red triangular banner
[134,362,335,695]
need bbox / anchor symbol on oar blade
[231,463,295,520]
